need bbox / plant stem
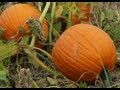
[33,46,52,60]
[29,2,51,51]
[45,20,60,37]
[67,3,72,28]
[38,2,42,12]
[32,80,39,88]
[24,48,57,75]
[39,2,51,22]
[49,2,56,43]
[29,34,36,47]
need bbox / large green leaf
[0,41,18,61]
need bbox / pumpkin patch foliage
[0,2,120,88]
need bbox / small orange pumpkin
[0,3,48,47]
[52,24,116,83]
[71,3,91,25]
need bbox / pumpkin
[0,3,48,48]
[71,3,91,25]
[52,24,116,83]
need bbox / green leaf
[55,5,63,19]
[0,71,7,81]
[67,19,72,28]
[77,82,87,88]
[52,28,60,41]
[103,23,110,31]
[107,9,114,20]
[53,22,61,40]
[100,11,105,23]
[0,41,18,61]
[54,22,62,32]
[0,62,8,81]
[19,35,30,45]
[46,13,52,22]
[0,40,3,45]
[0,2,4,13]
[61,8,69,17]
[112,26,120,41]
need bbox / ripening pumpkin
[52,24,116,83]
[71,3,91,25]
[0,3,48,48]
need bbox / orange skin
[52,24,116,83]
[0,4,48,48]
[71,3,91,25]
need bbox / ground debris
[14,68,33,88]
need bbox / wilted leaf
[47,77,58,86]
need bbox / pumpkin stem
[39,2,51,22]
[38,2,42,12]
[33,46,52,60]
[24,48,57,75]
[29,34,36,47]
[29,2,51,48]
[49,2,56,43]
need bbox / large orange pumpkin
[0,3,48,47]
[52,24,116,83]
